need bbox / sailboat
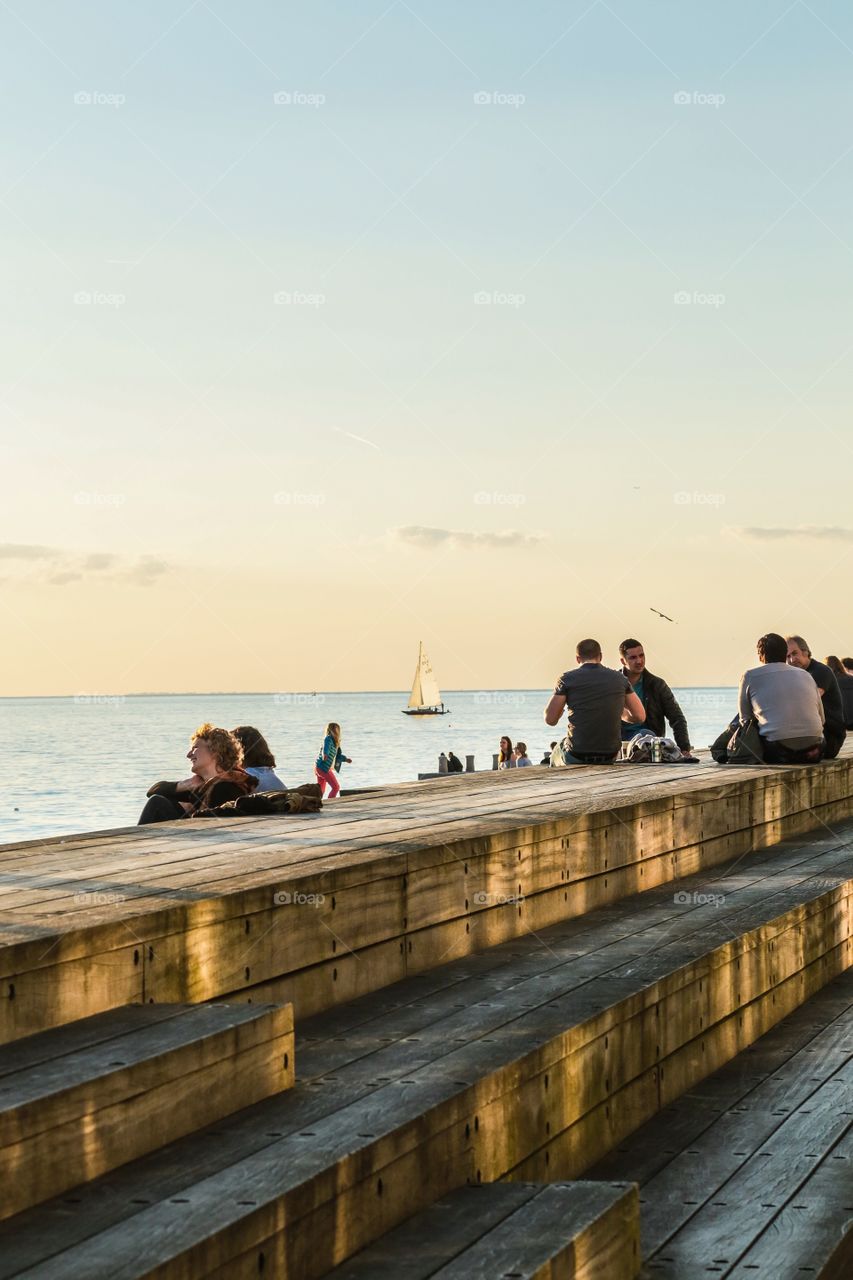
[402,642,449,716]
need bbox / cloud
[0,544,173,587]
[394,525,545,550]
[730,525,853,543]
[0,543,58,561]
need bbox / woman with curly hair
[138,722,256,824]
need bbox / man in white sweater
[738,632,825,764]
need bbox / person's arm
[659,680,691,751]
[544,693,566,727]
[319,735,336,770]
[624,691,646,724]
[147,780,180,799]
[738,674,751,723]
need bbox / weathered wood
[2,825,852,1278]
[0,1002,293,1222]
[322,1181,640,1279]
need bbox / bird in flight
[650,606,676,623]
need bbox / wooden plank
[0,1002,294,1223]
[2,846,851,1277]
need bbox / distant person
[498,736,515,769]
[738,633,824,764]
[545,638,645,765]
[232,726,286,792]
[139,723,256,824]
[513,742,533,767]
[315,721,352,799]
[618,638,696,759]
[786,635,846,759]
[540,741,557,765]
[844,658,853,676]
[447,751,464,773]
[826,656,853,730]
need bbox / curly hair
[191,722,243,772]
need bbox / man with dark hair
[544,638,645,765]
[447,751,463,774]
[738,632,825,764]
[618,638,695,758]
[785,635,846,760]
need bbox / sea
[0,688,738,844]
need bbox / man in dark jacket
[618,638,696,758]
[786,635,846,759]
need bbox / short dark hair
[576,638,602,661]
[844,657,853,669]
[619,638,642,657]
[757,633,787,664]
[785,634,811,657]
[231,725,276,768]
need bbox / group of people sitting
[497,738,534,768]
[138,724,287,824]
[543,635,852,767]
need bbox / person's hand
[346,756,353,764]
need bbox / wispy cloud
[393,525,545,550]
[0,543,173,587]
[729,525,853,543]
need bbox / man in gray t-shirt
[544,638,645,763]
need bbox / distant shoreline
[0,686,738,701]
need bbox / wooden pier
[1,749,852,1276]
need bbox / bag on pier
[724,717,764,765]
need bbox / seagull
[650,606,676,623]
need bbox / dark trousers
[760,737,824,765]
[823,728,846,761]
[138,795,186,825]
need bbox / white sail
[408,642,442,708]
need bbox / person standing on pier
[544,638,645,765]
[315,722,352,799]
[617,638,697,760]
[785,636,847,759]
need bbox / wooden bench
[1,753,852,1042]
[322,1181,640,1279]
[0,823,851,1277]
[591,965,853,1276]
[0,1002,293,1222]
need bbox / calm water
[0,688,737,843]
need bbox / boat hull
[402,706,449,716]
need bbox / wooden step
[1,752,851,1041]
[321,1181,640,1279]
[0,824,851,1277]
[0,1001,293,1222]
[590,966,853,1277]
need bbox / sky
[1,0,853,697]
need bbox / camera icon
[74,91,93,105]
[73,290,92,305]
[673,91,691,105]
[472,890,489,905]
[474,291,492,305]
[273,891,292,905]
[673,491,691,505]
[673,890,690,904]
[273,91,292,105]
[473,91,492,105]
[673,290,692,305]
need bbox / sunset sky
[2,0,852,696]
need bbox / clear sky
[2,1,852,696]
